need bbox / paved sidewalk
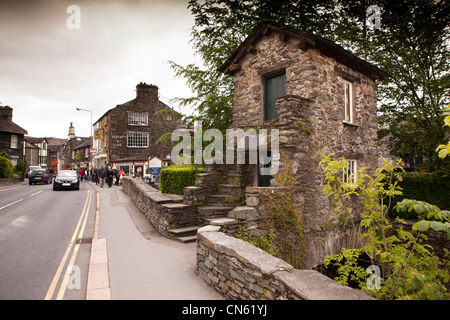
[86,181,223,300]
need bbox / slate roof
[218,20,388,80]
[0,119,28,135]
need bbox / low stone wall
[121,176,197,236]
[0,177,22,186]
[197,225,374,300]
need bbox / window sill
[342,121,360,128]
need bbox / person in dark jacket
[106,166,114,188]
[94,166,99,185]
[98,165,106,188]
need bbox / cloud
[0,0,199,138]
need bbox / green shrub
[320,155,449,300]
[15,161,27,177]
[390,171,450,219]
[160,165,204,195]
[0,156,15,179]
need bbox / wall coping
[122,176,197,236]
[197,226,375,300]
[199,226,293,275]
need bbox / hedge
[0,156,15,179]
[160,165,204,195]
[390,171,450,219]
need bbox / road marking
[0,199,23,210]
[0,187,49,210]
[44,189,91,300]
[56,191,92,300]
[0,185,24,192]
[30,190,44,197]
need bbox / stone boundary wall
[197,225,374,300]
[0,177,22,186]
[121,176,197,236]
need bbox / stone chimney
[0,106,13,122]
[68,122,76,139]
[136,82,158,100]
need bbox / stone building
[58,123,91,170]
[188,20,387,269]
[93,82,179,175]
[24,137,66,172]
[0,106,27,165]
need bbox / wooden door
[264,72,286,121]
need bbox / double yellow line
[44,189,92,300]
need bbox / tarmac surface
[85,180,224,300]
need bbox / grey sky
[0,0,200,139]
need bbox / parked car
[53,170,80,191]
[27,166,42,176]
[29,169,52,185]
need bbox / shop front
[111,159,147,178]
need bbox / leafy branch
[320,154,449,300]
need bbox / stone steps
[168,225,200,243]
[197,206,235,215]
[197,172,246,225]
[218,184,242,195]
[197,205,235,225]
[226,173,242,185]
[206,194,241,207]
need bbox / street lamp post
[76,108,93,168]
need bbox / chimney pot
[0,105,13,122]
[136,82,158,99]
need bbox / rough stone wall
[228,31,379,269]
[197,225,374,300]
[0,132,26,163]
[108,84,179,161]
[121,177,197,235]
[232,32,378,174]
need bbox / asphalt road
[0,180,96,300]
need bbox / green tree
[436,104,450,159]
[15,161,27,177]
[320,154,449,300]
[169,0,340,131]
[171,0,450,167]
[373,1,450,169]
[0,155,15,179]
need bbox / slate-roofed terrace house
[58,122,92,170]
[0,106,27,165]
[24,137,65,172]
[93,82,180,176]
[193,20,388,269]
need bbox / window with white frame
[127,132,149,148]
[128,112,148,126]
[343,79,354,123]
[343,159,358,183]
[10,134,18,149]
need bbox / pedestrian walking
[98,165,106,188]
[106,166,113,188]
[79,168,85,181]
[113,167,119,186]
[118,168,125,185]
[94,166,99,185]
